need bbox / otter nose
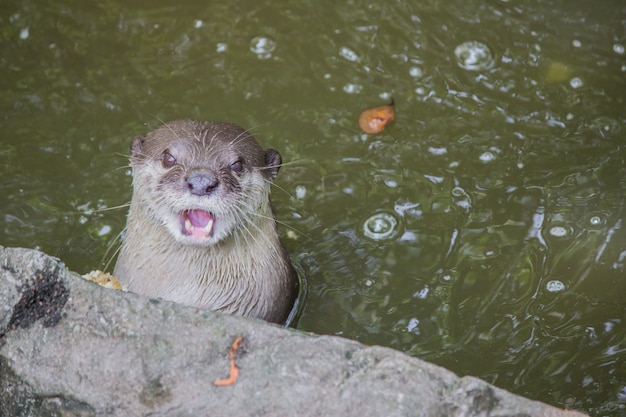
[186,171,219,196]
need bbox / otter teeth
[181,209,215,238]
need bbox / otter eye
[230,160,243,175]
[161,151,176,169]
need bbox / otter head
[129,119,282,247]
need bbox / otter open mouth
[181,209,215,238]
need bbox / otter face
[129,120,282,247]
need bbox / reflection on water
[454,41,495,71]
[362,212,400,241]
[1,0,625,415]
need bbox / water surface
[1,0,625,414]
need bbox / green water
[1,0,625,414]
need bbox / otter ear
[264,148,282,180]
[130,135,145,159]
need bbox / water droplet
[216,43,227,53]
[479,151,496,162]
[454,41,495,71]
[407,317,420,333]
[413,286,429,299]
[343,83,362,94]
[384,179,398,188]
[586,213,608,229]
[339,46,359,62]
[20,27,29,40]
[428,146,447,155]
[193,19,203,29]
[409,66,423,78]
[451,187,465,197]
[362,212,399,241]
[250,36,276,59]
[436,269,458,285]
[98,225,112,236]
[548,225,571,238]
[572,39,581,48]
[394,201,421,218]
[546,280,565,293]
[570,77,583,88]
[549,226,567,237]
[424,175,444,184]
[295,185,306,199]
[614,44,625,55]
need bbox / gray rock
[0,246,588,417]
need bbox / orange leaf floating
[358,99,395,134]
[214,336,243,387]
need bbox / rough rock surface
[0,246,588,417]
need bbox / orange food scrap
[214,336,244,386]
[358,99,395,134]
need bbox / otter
[113,119,297,324]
